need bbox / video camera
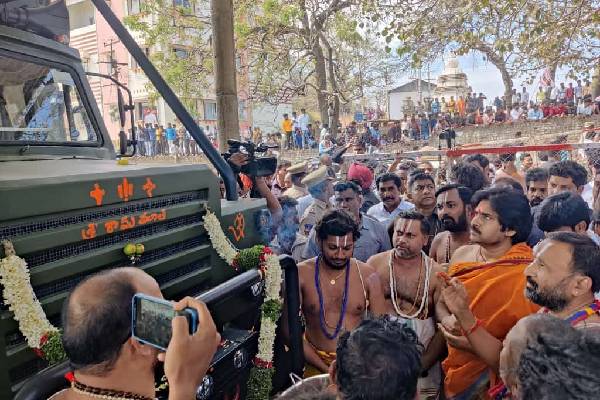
[223,139,278,177]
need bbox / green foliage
[262,299,282,322]
[246,366,274,400]
[123,0,212,111]
[235,245,265,272]
[41,330,67,365]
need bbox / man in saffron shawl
[435,187,539,399]
[292,210,385,377]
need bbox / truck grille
[0,191,205,239]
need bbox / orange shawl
[442,243,540,398]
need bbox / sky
[390,52,577,100]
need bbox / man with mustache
[525,167,548,207]
[435,187,538,400]
[367,211,446,399]
[524,232,600,329]
[367,173,414,226]
[295,210,385,377]
[301,181,391,262]
[407,171,442,253]
[429,184,474,264]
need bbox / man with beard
[436,187,538,400]
[295,210,385,377]
[525,167,548,207]
[367,211,446,399]
[408,171,442,253]
[57,268,220,400]
[429,184,473,264]
[301,181,391,262]
[367,173,414,226]
[524,232,600,329]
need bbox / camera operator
[225,149,282,219]
[55,267,220,400]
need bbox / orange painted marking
[90,183,106,206]
[120,216,136,231]
[81,223,97,240]
[118,178,134,202]
[104,220,119,234]
[138,209,167,225]
[228,213,245,242]
[142,177,157,198]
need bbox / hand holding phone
[132,294,199,351]
[161,297,221,400]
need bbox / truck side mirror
[119,130,128,155]
[117,88,126,129]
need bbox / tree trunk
[312,38,329,128]
[592,63,600,98]
[480,46,513,105]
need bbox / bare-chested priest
[367,211,446,398]
[429,184,474,265]
[295,209,385,377]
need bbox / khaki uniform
[299,199,331,236]
[284,185,308,200]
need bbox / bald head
[320,154,332,166]
[62,268,161,375]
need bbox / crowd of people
[222,130,600,399]
[134,120,219,157]
[396,81,599,141]
[53,120,600,400]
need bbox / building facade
[67,0,253,142]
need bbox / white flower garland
[0,240,58,348]
[202,210,283,367]
[203,211,238,265]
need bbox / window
[173,0,191,8]
[172,48,189,59]
[238,100,247,120]
[131,48,149,71]
[204,101,217,120]
[127,0,143,14]
[0,54,98,144]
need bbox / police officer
[299,166,335,236]
[283,161,309,200]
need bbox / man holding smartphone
[53,267,220,400]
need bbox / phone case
[131,293,199,351]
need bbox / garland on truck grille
[203,210,283,400]
[0,211,284,398]
[0,240,66,364]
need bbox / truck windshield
[0,54,98,144]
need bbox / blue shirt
[527,108,543,121]
[166,127,176,140]
[301,214,391,262]
[431,101,440,114]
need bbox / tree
[235,0,394,134]
[383,0,600,98]
[123,1,213,114]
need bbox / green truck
[0,2,280,398]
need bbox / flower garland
[203,211,284,400]
[0,240,66,364]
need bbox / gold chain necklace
[72,381,154,400]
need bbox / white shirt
[298,113,310,130]
[510,108,522,121]
[366,200,415,226]
[521,91,529,104]
[582,182,594,210]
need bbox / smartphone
[131,293,199,351]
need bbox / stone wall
[456,115,600,146]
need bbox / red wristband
[460,318,483,336]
